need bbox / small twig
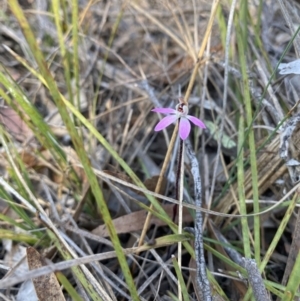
[185,139,211,301]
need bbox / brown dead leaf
[26,247,66,301]
[0,106,33,142]
[92,204,193,237]
[19,149,39,168]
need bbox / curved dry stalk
[138,123,179,247]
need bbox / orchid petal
[154,115,178,131]
[186,115,206,129]
[179,118,191,140]
[151,108,177,114]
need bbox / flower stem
[173,132,184,221]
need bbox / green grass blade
[0,212,29,230]
[237,114,251,257]
[172,255,189,301]
[71,0,80,110]
[52,0,73,105]
[261,194,298,271]
[56,271,83,301]
[236,4,260,264]
[282,246,300,300]
[0,228,38,244]
[0,187,35,229]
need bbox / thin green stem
[236,2,260,265]
[237,113,251,258]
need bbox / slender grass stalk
[236,3,260,265]
[71,0,80,111]
[56,272,83,301]
[216,5,227,49]
[209,0,237,213]
[52,0,73,106]
[237,114,251,257]
[282,247,300,301]
[172,255,189,301]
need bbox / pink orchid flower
[152,103,206,140]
